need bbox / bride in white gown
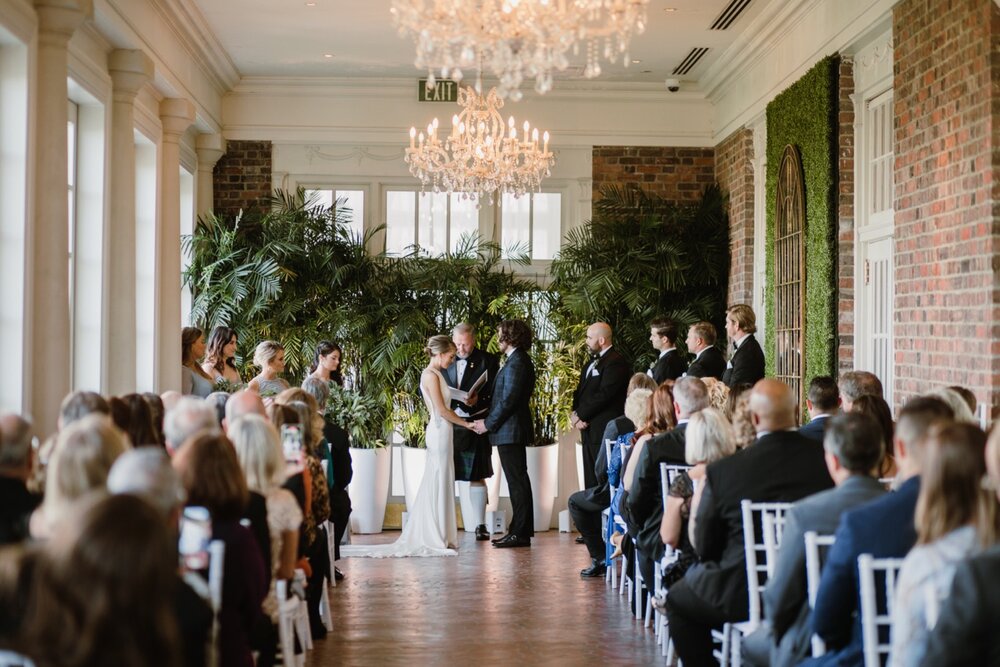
[347,335,474,558]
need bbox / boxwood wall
[764,55,839,393]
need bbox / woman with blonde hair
[889,422,997,667]
[30,414,129,539]
[682,407,738,546]
[701,377,731,413]
[248,341,290,398]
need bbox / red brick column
[592,146,715,207]
[715,128,755,306]
[892,0,1000,416]
[212,140,273,218]
[837,59,856,372]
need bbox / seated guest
[722,304,765,388]
[107,448,212,667]
[927,386,977,424]
[659,408,736,589]
[602,388,653,564]
[248,341,290,398]
[665,379,834,667]
[741,412,886,667]
[627,377,709,588]
[143,392,167,448]
[0,415,41,545]
[684,321,725,380]
[20,494,182,667]
[57,390,110,429]
[888,422,995,667]
[572,373,654,578]
[173,433,266,667]
[163,397,218,455]
[921,424,1000,665]
[161,390,183,412]
[205,392,230,428]
[116,392,160,447]
[728,387,757,449]
[701,377,730,412]
[224,389,267,432]
[648,317,687,383]
[851,393,896,477]
[30,415,129,540]
[800,376,840,442]
[809,396,954,665]
[948,384,977,417]
[838,370,883,411]
[181,327,215,398]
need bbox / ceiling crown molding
[147,0,239,93]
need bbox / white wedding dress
[346,368,458,558]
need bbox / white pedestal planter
[526,442,559,532]
[575,442,585,491]
[486,446,509,511]
[347,447,391,534]
[457,482,477,533]
[400,445,427,511]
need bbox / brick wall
[212,140,273,218]
[715,129,755,307]
[837,59,856,373]
[592,146,715,206]
[892,0,1000,415]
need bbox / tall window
[500,192,562,260]
[67,101,77,310]
[305,188,365,240]
[384,190,479,256]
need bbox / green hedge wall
[764,55,839,394]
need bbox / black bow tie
[732,342,738,351]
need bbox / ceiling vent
[710,0,754,30]
[672,48,709,76]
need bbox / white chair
[804,530,837,657]
[0,651,34,667]
[654,463,693,643]
[858,554,904,667]
[878,477,896,490]
[276,580,305,667]
[293,569,313,651]
[325,520,338,589]
[712,500,792,667]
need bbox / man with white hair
[0,413,41,544]
[223,389,266,434]
[163,397,218,455]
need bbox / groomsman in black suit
[722,304,766,388]
[473,320,536,548]
[647,317,688,383]
[571,322,631,490]
[446,323,499,541]
[799,375,840,442]
[684,321,726,380]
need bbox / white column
[195,133,225,218]
[157,98,195,392]
[105,49,153,396]
[27,0,92,435]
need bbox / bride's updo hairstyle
[425,335,456,357]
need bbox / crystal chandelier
[405,86,555,203]
[390,0,650,100]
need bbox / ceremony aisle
[307,531,663,665]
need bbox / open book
[447,369,488,403]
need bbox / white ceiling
[193,0,769,87]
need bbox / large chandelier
[390,0,650,100]
[405,86,555,202]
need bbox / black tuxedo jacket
[445,348,499,421]
[722,334,765,388]
[572,347,631,452]
[650,349,688,384]
[578,415,635,507]
[686,430,833,620]
[798,415,831,442]
[484,348,535,446]
[686,346,726,380]
[626,423,689,560]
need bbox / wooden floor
[307,530,664,666]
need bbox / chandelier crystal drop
[390,0,650,99]
[405,86,555,203]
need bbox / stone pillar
[106,49,153,396]
[195,133,226,218]
[157,99,196,392]
[28,0,92,435]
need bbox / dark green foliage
[764,55,839,392]
[549,184,730,370]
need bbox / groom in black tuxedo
[473,319,536,548]
[445,323,499,541]
[572,322,631,490]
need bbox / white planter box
[526,442,559,532]
[347,447,391,534]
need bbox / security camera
[665,78,680,92]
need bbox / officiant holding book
[445,323,499,541]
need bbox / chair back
[878,477,895,490]
[659,463,692,513]
[605,439,615,493]
[804,531,837,657]
[858,553,904,667]
[740,499,793,627]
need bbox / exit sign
[419,79,458,102]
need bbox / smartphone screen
[281,424,303,464]
[179,506,212,571]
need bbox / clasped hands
[470,420,488,434]
[571,411,589,430]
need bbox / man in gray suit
[741,412,886,667]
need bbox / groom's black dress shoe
[580,559,607,578]
[475,525,490,541]
[493,534,530,548]
[575,535,585,544]
[491,533,510,545]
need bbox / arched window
[775,145,805,402]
